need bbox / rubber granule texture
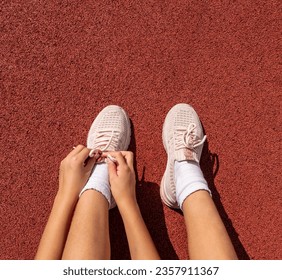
[1,1,281,259]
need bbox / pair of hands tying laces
[58,145,136,207]
[36,144,160,260]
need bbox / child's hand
[58,145,97,201]
[106,151,137,208]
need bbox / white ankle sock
[174,160,211,209]
[80,163,115,209]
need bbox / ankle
[182,190,212,209]
[174,161,211,209]
[80,163,113,208]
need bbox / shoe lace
[92,129,120,151]
[175,123,207,151]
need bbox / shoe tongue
[175,148,199,163]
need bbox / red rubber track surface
[1,1,281,259]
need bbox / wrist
[55,190,78,209]
[117,198,140,215]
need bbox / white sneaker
[160,103,207,208]
[87,105,131,152]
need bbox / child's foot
[160,103,210,209]
[80,105,131,209]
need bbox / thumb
[84,156,97,171]
[107,160,117,181]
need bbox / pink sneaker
[84,105,131,209]
[87,105,131,152]
[160,104,207,208]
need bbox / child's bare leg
[62,190,110,259]
[183,190,237,259]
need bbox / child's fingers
[77,147,99,169]
[107,159,117,179]
[123,151,134,170]
[103,151,134,167]
[67,144,85,157]
[76,147,92,160]
[103,151,127,167]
